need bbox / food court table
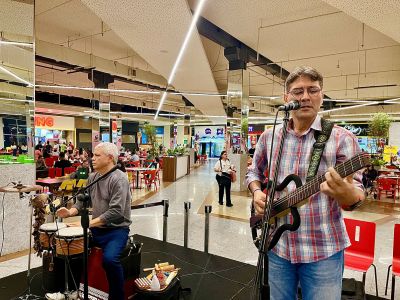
[36,177,65,193]
[126,167,151,189]
[133,234,255,299]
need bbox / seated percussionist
[57,142,132,300]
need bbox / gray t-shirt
[74,169,132,228]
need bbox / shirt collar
[287,114,322,136]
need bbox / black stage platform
[0,234,386,299]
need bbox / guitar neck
[272,153,369,216]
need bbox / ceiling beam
[196,16,289,79]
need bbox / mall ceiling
[33,0,400,123]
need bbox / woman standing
[214,151,235,207]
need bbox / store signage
[35,114,75,130]
[35,116,54,127]
[205,128,211,134]
[216,128,224,135]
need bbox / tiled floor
[1,160,399,299]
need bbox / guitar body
[250,174,303,250]
[250,152,370,251]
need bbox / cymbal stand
[17,193,41,300]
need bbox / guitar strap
[306,118,334,182]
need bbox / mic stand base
[17,196,41,300]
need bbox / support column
[88,70,114,145]
[225,48,250,191]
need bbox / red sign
[34,116,54,127]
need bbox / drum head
[40,222,67,232]
[56,227,85,238]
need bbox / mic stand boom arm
[255,110,290,300]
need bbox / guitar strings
[272,153,368,210]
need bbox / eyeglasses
[288,87,321,99]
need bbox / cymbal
[0,185,43,193]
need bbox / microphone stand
[54,165,120,300]
[255,110,290,300]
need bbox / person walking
[214,150,235,207]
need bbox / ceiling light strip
[154,0,207,120]
[0,65,33,86]
[0,97,33,103]
[318,101,379,115]
[0,40,33,47]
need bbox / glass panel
[0,0,34,163]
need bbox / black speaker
[121,237,142,279]
[42,252,83,293]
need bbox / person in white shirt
[131,150,140,162]
[214,150,235,207]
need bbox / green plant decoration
[368,112,392,156]
[370,158,386,166]
[241,118,248,138]
[143,123,158,159]
[166,146,187,156]
[369,112,392,138]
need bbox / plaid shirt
[246,115,363,263]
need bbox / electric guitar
[250,152,370,250]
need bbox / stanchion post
[162,199,169,242]
[184,201,191,248]
[204,205,212,253]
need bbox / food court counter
[162,155,190,182]
[0,163,36,255]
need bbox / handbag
[230,170,237,182]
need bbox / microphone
[278,100,301,111]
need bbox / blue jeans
[91,227,129,300]
[268,250,344,300]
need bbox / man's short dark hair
[285,66,323,92]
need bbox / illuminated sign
[34,116,54,127]
[34,114,75,130]
[205,128,211,134]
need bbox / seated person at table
[54,152,72,176]
[362,165,378,188]
[36,155,47,170]
[390,156,400,168]
[70,160,90,180]
[131,150,140,162]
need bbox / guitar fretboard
[271,153,370,216]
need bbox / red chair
[377,178,397,199]
[386,165,398,170]
[64,167,75,175]
[45,157,54,168]
[141,169,158,190]
[48,167,55,178]
[385,224,400,300]
[55,167,62,177]
[126,161,140,168]
[144,159,154,167]
[344,218,378,296]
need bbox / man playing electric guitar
[246,66,365,300]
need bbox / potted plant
[368,112,392,156]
